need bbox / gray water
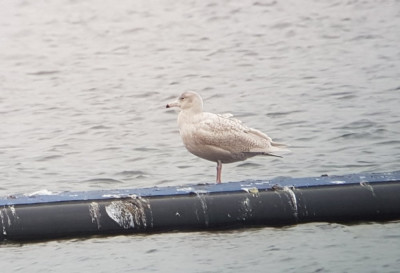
[1,0,400,272]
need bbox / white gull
[166,91,289,183]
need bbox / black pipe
[1,172,400,242]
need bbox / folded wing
[194,113,288,155]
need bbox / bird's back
[178,111,287,163]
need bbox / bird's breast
[179,126,248,163]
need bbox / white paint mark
[360,182,376,197]
[176,187,194,192]
[9,205,18,219]
[195,192,209,226]
[102,194,122,198]
[241,187,259,197]
[0,206,20,237]
[283,186,298,219]
[89,202,102,229]
[0,210,6,235]
[193,190,209,194]
[331,180,346,184]
[254,182,270,186]
[243,197,251,208]
[106,201,135,229]
[239,197,252,220]
[105,197,150,229]
[5,209,11,226]
[128,194,138,199]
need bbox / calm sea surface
[1,0,399,272]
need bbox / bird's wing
[218,114,288,150]
[193,113,273,153]
[217,113,235,119]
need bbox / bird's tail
[264,141,290,158]
[247,142,290,158]
[271,141,290,151]
[262,152,283,158]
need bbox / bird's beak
[166,100,180,108]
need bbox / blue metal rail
[1,171,399,242]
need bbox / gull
[166,91,288,183]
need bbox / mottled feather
[166,91,289,182]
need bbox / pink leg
[216,160,222,184]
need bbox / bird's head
[166,91,203,113]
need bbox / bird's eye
[180,97,185,100]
